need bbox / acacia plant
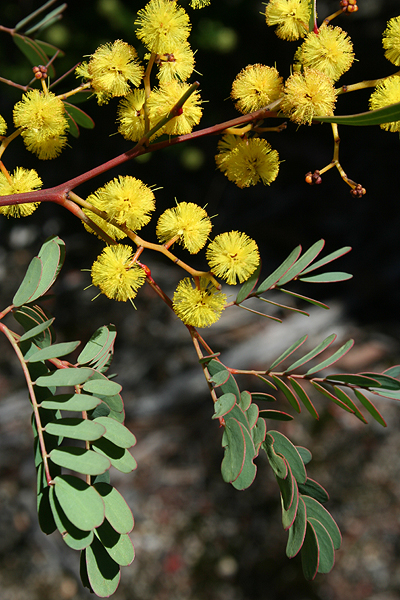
[1,0,400,596]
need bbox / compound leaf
[300,246,351,275]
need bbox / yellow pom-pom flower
[82,40,144,103]
[91,245,146,302]
[117,89,147,141]
[13,89,68,159]
[173,277,227,327]
[369,75,400,132]
[0,115,7,136]
[89,176,156,232]
[135,0,191,55]
[215,136,280,188]
[0,167,42,218]
[231,64,283,114]
[281,68,336,124]
[382,16,400,66]
[265,0,311,41]
[206,231,260,285]
[147,81,203,135]
[157,42,195,83]
[156,201,212,253]
[83,192,127,241]
[295,25,354,82]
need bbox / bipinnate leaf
[235,262,261,304]
[35,367,94,387]
[268,335,308,370]
[271,375,301,412]
[93,483,134,534]
[93,417,137,448]
[256,245,301,294]
[288,378,319,419]
[308,518,335,574]
[268,430,306,484]
[86,536,121,597]
[278,240,325,286]
[45,418,106,441]
[95,520,135,566]
[301,521,320,580]
[53,475,105,531]
[12,257,43,307]
[285,334,336,373]
[302,496,341,550]
[27,341,81,363]
[286,496,307,558]
[92,438,137,474]
[50,447,111,475]
[40,393,102,411]
[212,393,236,419]
[49,487,94,550]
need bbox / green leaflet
[271,375,301,413]
[256,245,301,294]
[93,483,134,534]
[40,393,102,412]
[212,393,236,419]
[285,334,337,373]
[92,438,137,474]
[302,495,342,550]
[27,341,81,363]
[281,469,299,530]
[268,334,308,370]
[298,478,329,504]
[35,367,94,387]
[53,475,105,531]
[50,447,111,475]
[288,378,319,420]
[309,517,335,574]
[82,378,122,396]
[315,101,400,126]
[18,317,55,343]
[208,359,241,400]
[49,487,94,550]
[276,462,294,511]
[221,417,245,483]
[12,257,43,307]
[278,240,325,286]
[235,262,261,303]
[85,536,121,597]
[77,325,116,366]
[286,496,307,558]
[93,417,137,448]
[44,418,106,441]
[301,521,319,580]
[262,435,288,479]
[269,430,306,484]
[95,519,135,566]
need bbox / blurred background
[1,1,400,599]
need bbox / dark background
[1,2,400,599]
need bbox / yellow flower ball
[173,277,227,327]
[206,231,260,285]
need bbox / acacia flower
[281,68,336,124]
[83,40,144,102]
[91,245,146,302]
[369,76,400,132]
[265,0,311,41]
[117,89,147,141]
[295,25,354,82]
[83,192,127,241]
[231,64,283,114]
[216,136,280,188]
[0,167,42,218]
[382,16,400,66]
[206,231,260,285]
[135,0,191,55]
[13,89,68,159]
[147,81,203,135]
[189,0,211,7]
[0,115,7,136]
[173,277,227,327]
[156,201,212,253]
[157,42,195,83]
[89,176,156,232]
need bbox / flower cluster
[76,40,144,105]
[281,68,337,125]
[13,90,68,159]
[265,0,311,41]
[216,135,280,188]
[206,231,260,285]
[0,167,42,217]
[173,277,226,328]
[369,76,400,132]
[156,201,211,253]
[91,245,146,302]
[231,64,283,114]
